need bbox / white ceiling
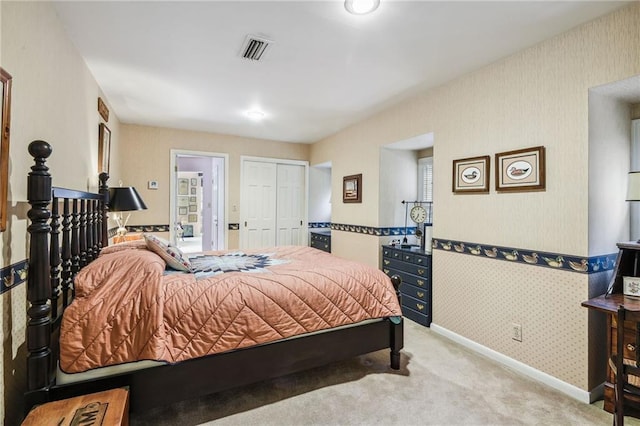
[52,0,631,144]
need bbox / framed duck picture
[495,146,545,192]
[452,155,490,194]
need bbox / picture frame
[188,204,197,212]
[190,187,196,195]
[97,97,109,122]
[343,174,362,203]
[178,178,189,195]
[0,68,12,232]
[178,196,188,207]
[452,155,490,194]
[98,123,111,174]
[190,178,197,186]
[495,146,545,192]
[189,196,196,203]
[178,207,188,215]
[188,214,198,223]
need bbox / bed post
[26,140,54,394]
[99,172,109,247]
[389,275,403,370]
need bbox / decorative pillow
[143,233,192,272]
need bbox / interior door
[276,164,306,245]
[242,160,277,248]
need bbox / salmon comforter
[60,245,402,373]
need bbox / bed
[24,140,404,413]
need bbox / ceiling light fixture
[246,109,265,120]
[344,0,380,15]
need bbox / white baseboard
[430,323,603,404]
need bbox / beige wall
[0,2,122,424]
[119,124,309,249]
[311,3,640,391]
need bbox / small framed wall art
[343,174,362,203]
[452,155,490,194]
[0,67,12,232]
[495,146,545,192]
[98,123,111,174]
[178,179,189,195]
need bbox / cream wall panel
[0,2,120,424]
[119,124,309,249]
[330,231,380,268]
[588,92,631,253]
[433,250,591,389]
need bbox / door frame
[170,149,229,249]
[240,155,309,249]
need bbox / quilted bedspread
[59,245,402,373]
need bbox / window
[418,157,433,203]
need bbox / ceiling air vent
[240,35,272,61]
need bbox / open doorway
[170,150,228,252]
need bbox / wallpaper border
[432,238,617,275]
[0,259,29,295]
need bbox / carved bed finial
[27,140,54,393]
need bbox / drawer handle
[416,303,425,311]
[417,291,425,298]
[383,269,390,274]
[384,260,390,265]
[416,279,424,287]
[384,250,389,255]
[417,258,423,263]
[417,269,425,275]
[628,343,636,352]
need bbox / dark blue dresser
[381,245,432,326]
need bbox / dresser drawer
[402,305,431,327]
[402,293,428,315]
[401,282,429,301]
[383,268,430,289]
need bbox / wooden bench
[22,388,129,426]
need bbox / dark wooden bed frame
[24,140,404,413]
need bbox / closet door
[276,164,306,245]
[242,160,277,248]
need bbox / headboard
[25,140,110,396]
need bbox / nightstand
[112,233,143,244]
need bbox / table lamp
[108,186,147,237]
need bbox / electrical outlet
[512,323,522,342]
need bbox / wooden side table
[582,293,640,413]
[22,388,129,426]
[112,233,143,244]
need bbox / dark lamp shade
[108,187,148,212]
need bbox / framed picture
[495,146,545,192]
[188,204,197,212]
[190,178,197,186]
[97,97,109,122]
[189,196,196,203]
[343,174,362,203]
[178,207,187,215]
[178,196,188,207]
[188,214,198,223]
[0,68,12,232]
[98,123,111,174]
[190,187,196,195]
[178,178,189,195]
[452,155,490,194]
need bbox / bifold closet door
[242,160,277,249]
[242,160,306,249]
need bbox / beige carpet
[131,320,636,425]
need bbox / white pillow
[143,234,192,272]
